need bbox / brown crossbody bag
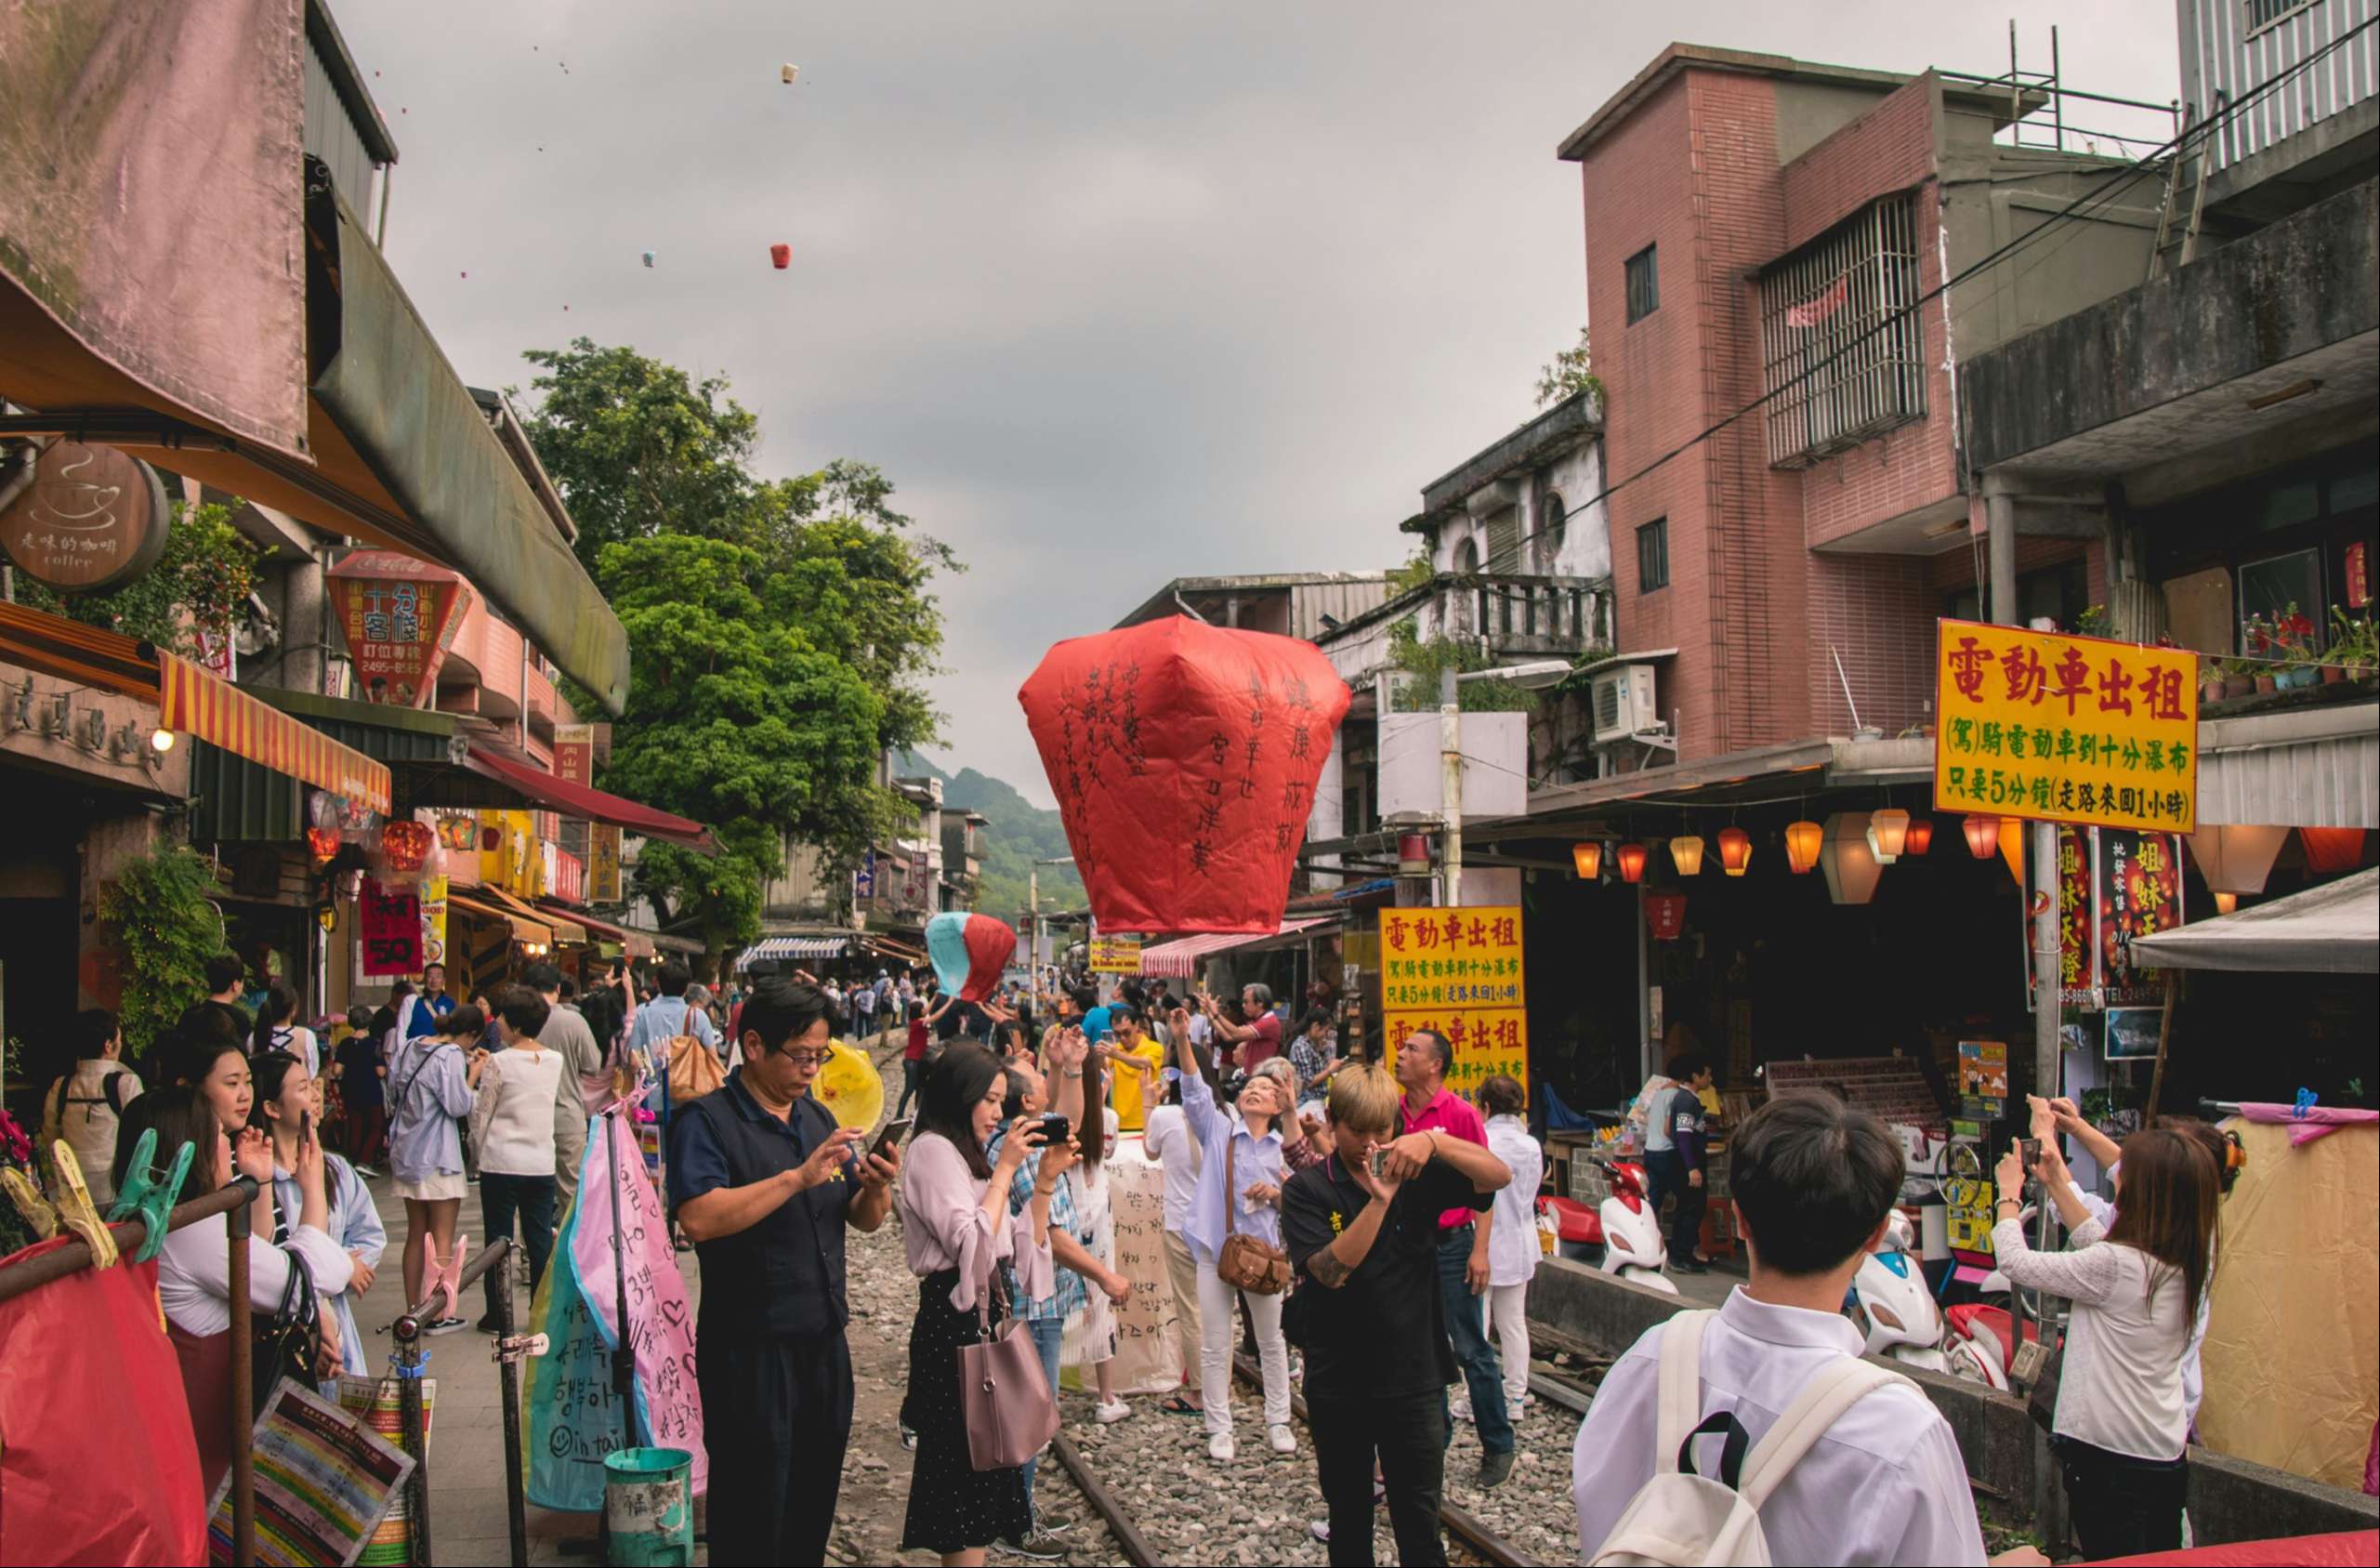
[1216,1121,1292,1295]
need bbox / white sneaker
[1094,1398,1133,1424]
[1208,1431,1236,1463]
[1451,1395,1474,1423]
[1268,1423,1295,1455]
[1308,1520,1330,1544]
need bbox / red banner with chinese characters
[2098,829,2183,1007]
[328,550,471,708]
[360,876,424,978]
[1935,618,2199,835]
[2025,824,2099,1012]
[1376,905,1528,1096]
[554,724,593,788]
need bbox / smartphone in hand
[871,1118,913,1160]
[1035,1113,1072,1147]
[2018,1137,2042,1174]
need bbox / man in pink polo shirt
[1394,1028,1514,1487]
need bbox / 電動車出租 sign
[1933,618,2198,836]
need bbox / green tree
[595,534,908,961]
[519,339,771,577]
[14,500,260,656]
[1533,326,1602,410]
[97,843,225,1063]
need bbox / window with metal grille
[1625,244,1659,323]
[2245,0,2314,32]
[1758,194,1926,468]
[1637,518,1669,593]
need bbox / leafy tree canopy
[15,499,259,656]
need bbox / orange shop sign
[328,550,473,708]
[1933,618,2198,836]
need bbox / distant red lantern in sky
[769,243,791,270]
[1018,616,1350,934]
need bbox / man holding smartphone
[667,977,899,1566]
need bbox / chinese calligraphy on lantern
[1934,618,2198,835]
[1377,905,1527,1095]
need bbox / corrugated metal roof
[2196,703,2379,828]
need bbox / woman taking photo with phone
[1992,1127,2218,1559]
[899,1043,1070,1568]
[387,1002,488,1335]
[251,1049,385,1383]
[114,1087,352,1494]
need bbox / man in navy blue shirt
[1643,1053,1716,1272]
[668,977,899,1565]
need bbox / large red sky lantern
[1019,616,1353,935]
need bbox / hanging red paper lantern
[1903,816,1934,856]
[1962,814,2000,860]
[1716,827,1753,876]
[1645,890,1689,940]
[1571,841,1602,879]
[2299,826,2368,875]
[306,827,342,866]
[1784,821,1823,875]
[381,819,434,875]
[1615,843,1649,883]
[481,825,503,852]
[1018,616,1351,933]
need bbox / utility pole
[1031,855,1073,974]
[1439,667,1462,910]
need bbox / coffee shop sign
[0,442,173,595]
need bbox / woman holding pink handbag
[899,1044,1072,1567]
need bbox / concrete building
[1561,45,2172,766]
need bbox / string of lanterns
[1572,805,1996,906]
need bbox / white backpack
[1589,1310,1912,1567]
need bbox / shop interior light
[1669,835,1706,876]
[1717,827,1752,876]
[1962,814,2000,860]
[2212,892,2239,915]
[1866,808,1911,864]
[1902,816,1933,856]
[1616,842,1649,883]
[1571,841,1602,879]
[1784,820,1823,875]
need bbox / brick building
[1557,46,2159,767]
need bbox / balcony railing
[1437,573,1607,653]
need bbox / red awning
[461,742,716,853]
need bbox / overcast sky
[343,0,2178,807]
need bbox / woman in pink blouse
[899,1043,1072,1566]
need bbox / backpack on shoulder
[1589,1310,1913,1567]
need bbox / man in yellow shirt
[1101,1004,1167,1133]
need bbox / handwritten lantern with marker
[1019,616,1352,934]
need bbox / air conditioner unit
[1590,665,1659,743]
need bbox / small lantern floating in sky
[769,243,792,270]
[782,63,799,84]
[642,250,654,268]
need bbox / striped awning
[158,651,390,811]
[1137,916,1333,979]
[738,934,853,971]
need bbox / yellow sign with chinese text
[1934,618,2198,835]
[1089,935,1143,974]
[1376,905,1527,1097]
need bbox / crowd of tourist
[20,949,2240,1567]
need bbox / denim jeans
[896,1056,925,1120]
[1435,1224,1513,1456]
[1019,1315,1066,1528]
[478,1172,556,1321]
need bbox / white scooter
[1847,1210,1949,1372]
[1592,1158,1678,1295]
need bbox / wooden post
[2145,978,2180,1122]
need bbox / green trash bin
[603,1447,694,1567]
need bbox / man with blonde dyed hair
[1282,1063,1510,1565]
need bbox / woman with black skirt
[900,1043,1071,1565]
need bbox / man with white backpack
[1573,1092,2045,1567]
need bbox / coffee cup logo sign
[0,442,172,594]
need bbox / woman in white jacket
[1479,1074,1543,1412]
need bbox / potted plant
[2329,606,2376,682]
[2221,657,2255,700]
[2278,603,2319,689]
[2074,603,2110,638]
[2200,654,2228,705]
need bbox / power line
[1473,17,2378,583]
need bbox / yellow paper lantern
[1571,841,1602,879]
[1717,827,1753,876]
[813,1039,885,1131]
[1669,836,1705,876]
[1866,808,1911,864]
[1784,820,1823,875]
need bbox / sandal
[1159,1394,1202,1416]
